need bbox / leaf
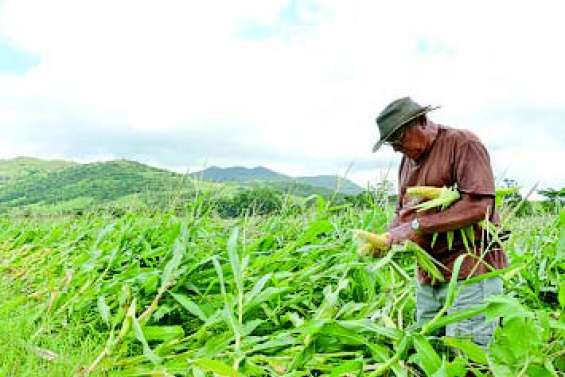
[97,295,111,327]
[483,296,528,321]
[131,314,162,365]
[445,255,466,307]
[170,292,208,322]
[423,305,486,334]
[297,219,333,246]
[431,232,439,248]
[329,359,363,377]
[227,227,242,292]
[412,333,441,376]
[559,279,565,309]
[193,358,241,377]
[161,226,187,288]
[447,231,454,250]
[244,273,272,306]
[339,319,402,340]
[142,325,184,341]
[465,226,476,248]
[460,228,470,252]
[443,337,488,364]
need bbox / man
[372,97,507,349]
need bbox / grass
[0,279,105,377]
[0,197,562,376]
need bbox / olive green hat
[372,97,439,152]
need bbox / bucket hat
[372,97,439,152]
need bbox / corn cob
[406,186,444,200]
[352,229,390,257]
[410,186,460,212]
[352,229,390,249]
[356,242,374,257]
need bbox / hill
[193,166,289,183]
[0,158,354,214]
[0,159,185,211]
[0,156,76,185]
[192,166,363,195]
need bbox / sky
[0,0,564,194]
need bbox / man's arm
[388,194,493,245]
[417,193,493,234]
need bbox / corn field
[0,195,563,377]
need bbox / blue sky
[0,0,563,192]
[0,36,39,74]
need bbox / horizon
[0,155,556,201]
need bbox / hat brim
[371,105,440,153]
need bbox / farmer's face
[391,121,428,160]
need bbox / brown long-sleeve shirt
[392,124,508,284]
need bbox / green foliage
[0,202,562,376]
[0,156,76,186]
[215,186,284,217]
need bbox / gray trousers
[416,277,503,349]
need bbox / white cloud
[0,0,564,190]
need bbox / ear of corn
[352,229,390,250]
[411,186,461,212]
[406,186,445,200]
[352,230,390,257]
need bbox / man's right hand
[388,222,427,248]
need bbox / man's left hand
[388,222,426,247]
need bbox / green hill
[193,166,289,183]
[0,158,361,214]
[296,175,364,195]
[0,159,185,211]
[0,156,76,185]
[192,166,363,195]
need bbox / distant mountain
[0,156,76,185]
[296,175,365,195]
[192,166,363,195]
[193,166,289,183]
[0,158,364,213]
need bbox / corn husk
[352,230,390,257]
[410,186,461,212]
[352,229,390,249]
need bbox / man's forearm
[418,194,493,234]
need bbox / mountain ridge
[0,157,363,212]
[192,166,363,195]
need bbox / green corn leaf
[192,358,241,377]
[431,232,439,248]
[559,280,565,309]
[445,255,466,307]
[131,313,162,365]
[161,226,187,288]
[443,337,488,364]
[329,359,363,377]
[97,296,111,327]
[465,225,476,248]
[447,231,454,250]
[170,292,208,322]
[412,333,441,376]
[227,227,242,292]
[423,305,486,334]
[244,273,272,306]
[460,228,470,252]
[142,325,184,342]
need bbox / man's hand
[388,222,427,247]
